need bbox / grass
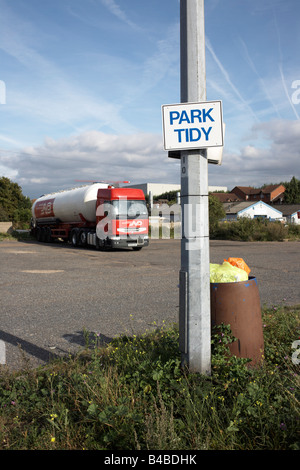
[0,304,299,450]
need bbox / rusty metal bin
[210,276,264,366]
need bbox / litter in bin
[210,261,249,283]
[224,257,251,275]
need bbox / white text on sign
[162,101,223,151]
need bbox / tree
[209,193,225,235]
[154,190,179,205]
[0,176,32,224]
[0,205,9,221]
[283,176,300,204]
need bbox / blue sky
[0,0,299,198]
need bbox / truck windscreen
[111,200,148,218]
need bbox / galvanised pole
[179,0,211,374]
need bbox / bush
[212,218,293,241]
[288,224,300,239]
[213,218,255,241]
[261,221,288,241]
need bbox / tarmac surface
[0,238,299,370]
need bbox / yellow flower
[51,437,55,443]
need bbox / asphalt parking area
[0,238,299,369]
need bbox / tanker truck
[31,183,149,250]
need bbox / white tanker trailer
[31,183,149,250]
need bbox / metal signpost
[179,0,211,374]
[162,0,224,374]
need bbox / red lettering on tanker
[34,198,55,218]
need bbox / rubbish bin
[210,276,264,366]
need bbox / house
[223,201,283,221]
[272,205,300,225]
[230,185,285,204]
[210,192,242,203]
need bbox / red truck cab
[95,187,149,250]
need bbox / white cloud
[0,0,299,198]
[209,119,300,188]
[3,119,298,199]
[3,131,179,198]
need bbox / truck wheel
[36,227,42,242]
[41,228,47,242]
[71,229,79,247]
[95,236,101,250]
[79,230,87,246]
[45,227,53,243]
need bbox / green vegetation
[0,177,32,228]
[209,194,226,235]
[212,218,300,241]
[154,190,179,205]
[150,190,300,241]
[0,305,299,450]
[282,176,300,204]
